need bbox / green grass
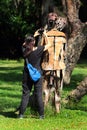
[0,59,87,130]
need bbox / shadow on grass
[0,111,17,118]
[0,66,23,83]
[0,99,20,118]
[64,73,86,91]
[63,74,87,112]
[65,101,87,113]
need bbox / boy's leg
[34,77,44,118]
[18,67,32,118]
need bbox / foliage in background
[0,0,40,38]
[0,0,42,58]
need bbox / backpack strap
[26,58,29,64]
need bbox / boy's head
[22,35,35,57]
[24,35,35,44]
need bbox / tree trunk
[62,0,87,84]
[66,77,87,102]
[41,0,87,84]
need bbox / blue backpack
[26,59,41,82]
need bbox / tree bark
[66,77,87,102]
[62,0,87,84]
[41,0,87,84]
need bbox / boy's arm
[44,43,53,51]
[33,43,52,51]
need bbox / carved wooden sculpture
[40,28,67,113]
[34,12,67,112]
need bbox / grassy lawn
[0,59,87,130]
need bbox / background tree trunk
[63,0,87,84]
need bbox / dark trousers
[19,66,44,116]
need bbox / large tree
[41,0,87,84]
[41,0,87,102]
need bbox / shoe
[39,115,44,119]
[18,114,23,119]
